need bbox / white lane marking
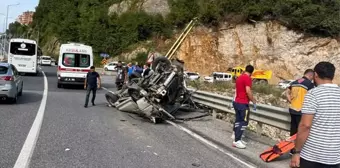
[13,71,48,168]
[166,120,257,168]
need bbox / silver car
[0,63,23,103]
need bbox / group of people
[233,62,340,168]
[82,61,153,107]
[114,61,153,89]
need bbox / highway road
[0,66,253,168]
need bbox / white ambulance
[57,42,93,88]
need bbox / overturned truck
[105,56,206,123]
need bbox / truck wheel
[259,80,268,85]
[152,56,171,73]
[105,92,119,107]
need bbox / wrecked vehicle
[105,56,206,123]
[105,18,207,123]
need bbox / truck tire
[259,79,268,85]
[152,56,171,73]
[105,92,119,107]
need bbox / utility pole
[4,3,20,42]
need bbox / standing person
[84,66,101,108]
[232,65,256,149]
[115,61,128,90]
[290,62,340,168]
[127,63,133,77]
[142,64,152,77]
[285,69,314,154]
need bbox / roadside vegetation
[7,0,340,62]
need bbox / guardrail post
[212,109,217,120]
[256,122,263,136]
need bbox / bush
[252,84,283,98]
[188,80,284,99]
[131,52,149,65]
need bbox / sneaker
[241,140,247,145]
[232,140,246,149]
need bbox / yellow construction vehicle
[231,66,272,84]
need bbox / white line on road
[13,71,48,168]
[166,120,257,168]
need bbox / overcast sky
[0,0,39,33]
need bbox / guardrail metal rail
[190,89,290,131]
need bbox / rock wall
[108,0,170,17]
[177,21,340,84]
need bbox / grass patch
[188,80,284,99]
[252,84,283,98]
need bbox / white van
[40,56,52,66]
[57,42,93,88]
[204,72,233,83]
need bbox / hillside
[7,0,340,82]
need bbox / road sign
[147,52,154,64]
[101,58,107,65]
[100,53,110,58]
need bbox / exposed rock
[216,110,290,141]
[108,0,170,17]
[177,21,340,84]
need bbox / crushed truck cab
[231,66,272,84]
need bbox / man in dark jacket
[115,61,128,90]
[84,66,101,108]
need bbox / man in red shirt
[232,65,257,149]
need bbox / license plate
[18,64,26,67]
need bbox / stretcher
[259,134,297,162]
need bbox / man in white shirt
[290,61,340,168]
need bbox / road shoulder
[176,116,291,168]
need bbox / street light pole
[4,3,20,39]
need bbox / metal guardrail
[190,90,291,131]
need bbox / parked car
[185,72,200,81]
[278,80,294,89]
[104,61,126,71]
[204,72,233,83]
[0,63,23,103]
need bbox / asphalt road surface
[0,66,253,168]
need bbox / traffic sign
[101,58,107,65]
[147,52,154,64]
[100,53,110,58]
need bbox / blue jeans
[85,86,97,106]
[233,102,250,141]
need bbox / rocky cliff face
[177,21,340,84]
[108,0,170,17]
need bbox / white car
[104,62,125,71]
[278,80,294,89]
[185,72,200,81]
[40,56,52,66]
